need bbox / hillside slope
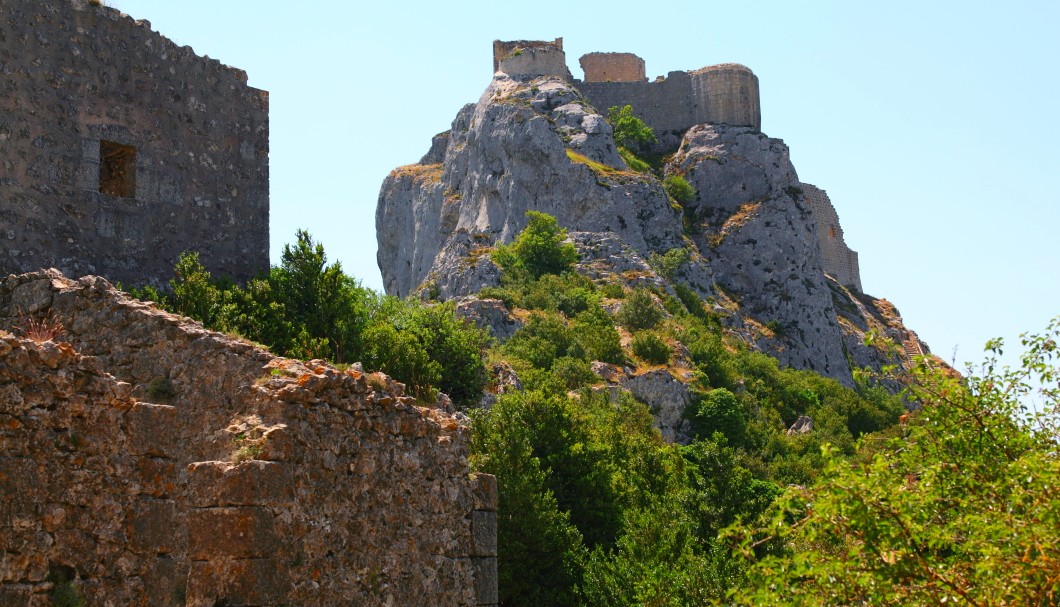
[376,71,930,388]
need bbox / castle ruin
[494,38,760,132]
[801,184,863,292]
[0,0,270,287]
[493,38,861,292]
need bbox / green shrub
[673,283,713,324]
[572,307,625,365]
[616,289,663,331]
[599,282,626,299]
[691,388,746,446]
[551,356,599,391]
[663,175,695,205]
[607,105,658,150]
[647,247,690,282]
[632,332,670,365]
[493,211,579,279]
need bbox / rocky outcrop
[669,124,852,384]
[0,270,497,607]
[376,75,682,300]
[376,68,933,392]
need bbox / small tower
[493,38,571,80]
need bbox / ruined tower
[0,0,270,287]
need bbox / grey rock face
[377,74,683,298]
[455,297,522,342]
[669,124,853,385]
[620,370,695,444]
[376,74,930,391]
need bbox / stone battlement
[491,40,761,132]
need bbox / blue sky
[106,0,1059,374]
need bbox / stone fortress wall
[0,270,498,606]
[492,39,859,291]
[579,52,646,83]
[801,184,863,292]
[0,0,270,287]
[493,39,760,132]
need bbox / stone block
[188,507,279,560]
[187,460,293,507]
[132,456,179,498]
[471,473,497,512]
[124,402,178,458]
[0,457,41,525]
[471,511,497,557]
[124,499,178,555]
[472,557,498,606]
[186,557,289,607]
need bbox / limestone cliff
[0,270,497,607]
[375,68,929,390]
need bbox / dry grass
[15,311,64,343]
[390,163,443,185]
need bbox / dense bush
[631,331,670,365]
[663,174,696,205]
[133,231,488,406]
[616,288,663,331]
[607,104,657,150]
[492,210,578,279]
[731,319,1060,606]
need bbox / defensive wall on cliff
[0,0,269,287]
[801,183,862,292]
[494,39,761,132]
[0,270,498,606]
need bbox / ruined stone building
[0,0,270,287]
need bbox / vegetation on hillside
[132,216,1059,606]
[130,230,489,405]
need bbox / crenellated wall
[0,0,269,287]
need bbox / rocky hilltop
[376,42,929,389]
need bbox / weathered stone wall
[497,47,570,81]
[492,38,563,73]
[0,270,496,606]
[801,183,862,292]
[0,0,269,288]
[690,64,761,132]
[576,57,762,133]
[579,52,646,82]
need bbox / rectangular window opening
[99,140,136,198]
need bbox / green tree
[607,105,658,150]
[493,211,579,279]
[731,318,1060,606]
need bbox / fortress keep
[0,0,269,287]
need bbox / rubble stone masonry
[0,0,269,287]
[801,183,862,292]
[0,270,496,606]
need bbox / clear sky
[105,0,1059,373]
